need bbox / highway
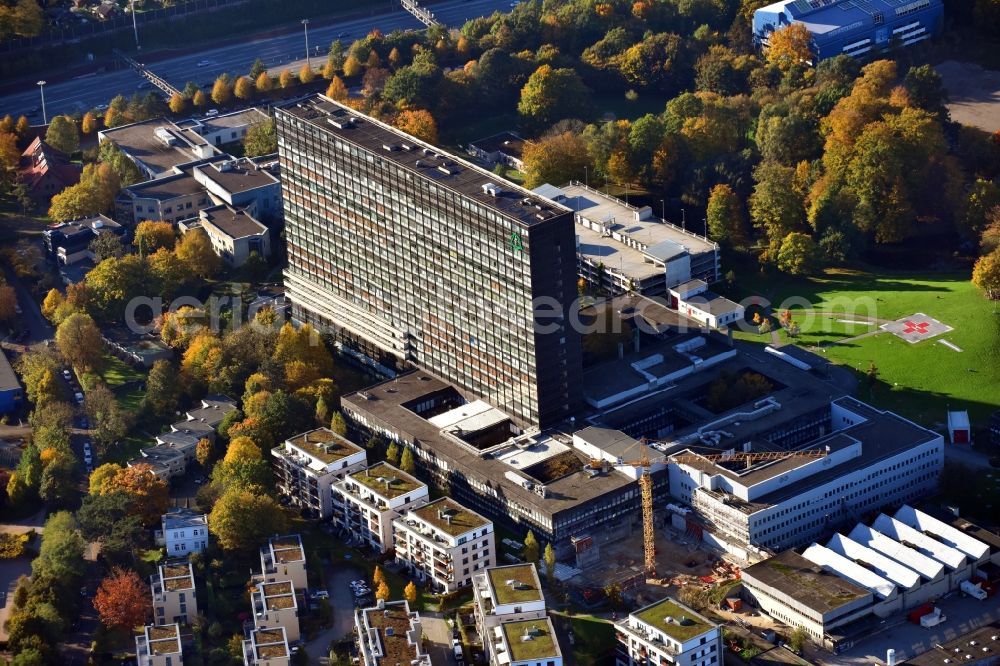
[0,0,511,120]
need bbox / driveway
[420,612,455,666]
[1,253,54,347]
[303,561,367,664]
[0,556,32,642]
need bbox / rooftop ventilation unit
[482,183,502,197]
[327,116,354,129]
[437,165,455,175]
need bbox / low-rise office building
[179,205,270,267]
[474,563,548,653]
[666,280,743,330]
[243,627,290,666]
[258,534,308,591]
[615,596,722,666]
[393,497,496,592]
[130,446,186,480]
[355,599,431,666]
[136,623,183,666]
[532,182,719,297]
[467,132,527,171]
[272,428,367,520]
[333,462,429,554]
[251,579,300,642]
[667,396,944,556]
[158,507,209,556]
[151,560,198,625]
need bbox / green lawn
[724,267,1000,426]
[100,354,146,414]
[552,613,617,666]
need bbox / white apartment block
[251,579,300,642]
[333,462,428,554]
[136,623,183,666]
[474,563,547,637]
[158,508,209,556]
[616,597,722,666]
[354,599,431,666]
[271,428,367,520]
[259,534,308,591]
[151,560,198,626]
[668,397,944,555]
[393,497,495,593]
[243,627,290,666]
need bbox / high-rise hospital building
[275,96,582,428]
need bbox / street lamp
[131,0,140,50]
[681,208,686,230]
[584,166,588,188]
[659,199,665,222]
[36,81,47,125]
[302,19,310,68]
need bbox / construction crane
[589,449,829,577]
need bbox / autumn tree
[325,76,348,101]
[373,565,386,588]
[193,90,208,108]
[299,65,316,85]
[750,161,805,261]
[375,580,390,601]
[386,442,400,466]
[706,184,746,247]
[85,383,130,452]
[343,55,363,78]
[81,111,98,135]
[142,359,179,419]
[209,487,287,551]
[394,109,438,144]
[55,312,103,372]
[330,411,347,437]
[973,249,1000,300]
[518,65,591,127]
[45,115,79,155]
[524,530,539,564]
[93,567,150,631]
[196,438,215,467]
[168,93,187,115]
[404,581,417,603]
[544,543,556,586]
[176,228,221,278]
[48,162,121,222]
[776,232,819,276]
[234,76,254,102]
[522,131,590,188]
[400,446,415,474]
[244,118,277,158]
[0,285,16,324]
[134,220,175,256]
[98,464,169,526]
[256,72,274,93]
[766,23,813,70]
[89,232,124,263]
[279,69,295,89]
[212,74,234,107]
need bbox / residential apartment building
[151,560,198,625]
[243,627,290,666]
[42,215,124,265]
[158,508,209,556]
[136,623,183,666]
[473,563,548,651]
[333,462,428,553]
[491,618,563,666]
[271,428,367,520]
[354,599,431,666]
[615,597,722,666]
[130,445,186,481]
[17,137,81,204]
[393,497,496,592]
[180,205,271,267]
[251,579,300,642]
[276,95,582,428]
[258,534,308,591]
[667,397,944,554]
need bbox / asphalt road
[0,0,512,120]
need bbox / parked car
[62,369,72,380]
[197,59,212,67]
[311,590,329,600]
[74,392,84,405]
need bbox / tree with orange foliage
[99,464,169,526]
[766,23,813,71]
[93,567,151,631]
[394,109,438,144]
[326,76,348,101]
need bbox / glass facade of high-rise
[275,96,581,427]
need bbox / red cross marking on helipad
[901,321,930,335]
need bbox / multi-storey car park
[753,0,944,61]
[275,95,582,428]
